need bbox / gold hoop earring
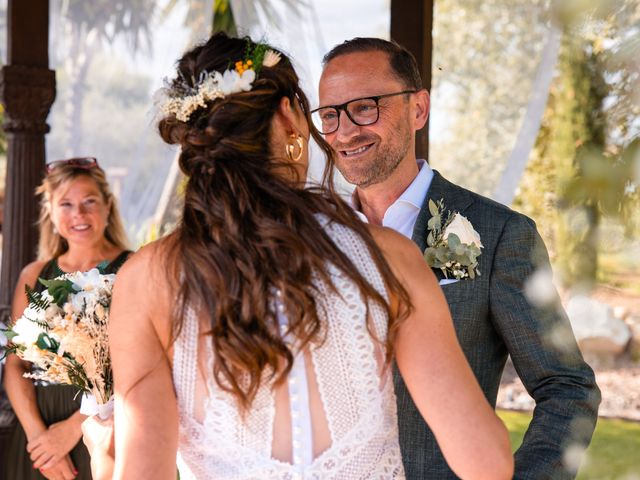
[285,133,304,162]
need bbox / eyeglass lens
[312,98,379,134]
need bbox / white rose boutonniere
[423,199,483,280]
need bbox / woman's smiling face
[49,175,111,247]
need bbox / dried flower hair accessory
[156,46,282,123]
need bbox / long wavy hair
[159,32,412,410]
[36,163,129,260]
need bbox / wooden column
[390,0,434,162]
[0,0,55,323]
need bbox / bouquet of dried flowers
[2,268,115,418]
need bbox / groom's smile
[340,144,373,157]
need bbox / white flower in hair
[219,69,256,95]
[156,44,279,123]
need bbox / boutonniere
[423,199,483,280]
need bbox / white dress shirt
[353,159,434,239]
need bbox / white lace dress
[172,220,405,479]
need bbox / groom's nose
[333,110,362,141]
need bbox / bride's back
[173,219,404,479]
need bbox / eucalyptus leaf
[429,199,439,217]
[423,248,437,265]
[427,232,435,247]
[2,329,18,341]
[428,215,441,231]
[447,233,461,249]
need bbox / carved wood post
[390,0,434,162]
[0,0,55,323]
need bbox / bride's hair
[158,32,411,410]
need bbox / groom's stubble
[333,112,412,189]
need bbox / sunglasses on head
[46,157,99,174]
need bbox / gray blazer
[394,171,601,479]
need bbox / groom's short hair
[322,37,423,91]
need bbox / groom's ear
[413,89,430,131]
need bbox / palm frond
[25,285,51,312]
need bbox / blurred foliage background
[515,0,639,292]
[432,0,639,294]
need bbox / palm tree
[55,0,157,156]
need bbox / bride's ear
[276,96,306,136]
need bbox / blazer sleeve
[489,212,601,480]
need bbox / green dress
[4,251,131,480]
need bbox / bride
[83,33,513,479]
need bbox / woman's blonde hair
[36,162,129,260]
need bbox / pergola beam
[0,0,55,322]
[390,0,434,161]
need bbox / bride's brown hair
[159,32,411,410]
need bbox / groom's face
[319,51,413,189]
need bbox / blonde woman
[4,158,131,480]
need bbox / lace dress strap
[172,306,199,418]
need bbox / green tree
[213,0,237,35]
[56,0,157,156]
[431,0,551,196]
[552,32,606,288]
[515,0,640,290]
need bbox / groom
[316,37,601,479]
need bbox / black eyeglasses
[46,157,98,174]
[311,90,416,135]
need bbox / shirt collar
[396,159,433,209]
[349,159,434,218]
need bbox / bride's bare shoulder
[366,224,423,263]
[365,224,439,291]
[112,235,178,317]
[116,236,176,284]
[110,236,178,348]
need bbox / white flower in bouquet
[11,314,46,345]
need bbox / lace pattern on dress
[172,217,405,479]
